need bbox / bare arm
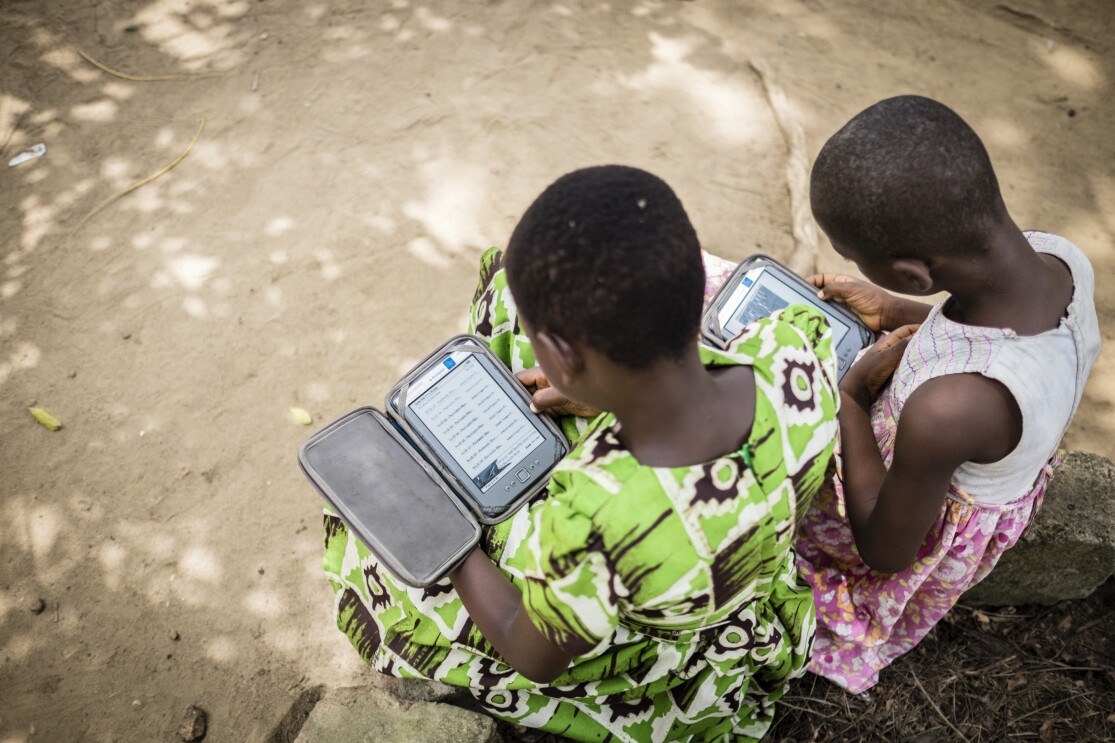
[448,549,574,683]
[839,373,1021,573]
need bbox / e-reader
[298,335,569,587]
[386,335,569,522]
[701,254,875,380]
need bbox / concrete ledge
[294,685,499,743]
[963,450,1115,606]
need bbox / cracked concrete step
[964,450,1115,606]
[294,685,499,743]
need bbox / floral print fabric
[796,388,1051,694]
[322,247,839,741]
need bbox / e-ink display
[409,356,543,493]
[720,269,850,345]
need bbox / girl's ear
[535,331,582,385]
[892,258,934,293]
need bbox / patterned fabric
[323,247,839,742]
[796,231,1099,694]
[796,395,1052,694]
[701,251,737,307]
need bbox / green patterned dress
[322,249,839,741]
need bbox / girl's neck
[606,349,755,468]
[941,227,1072,335]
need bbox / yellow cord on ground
[66,117,206,244]
[77,49,211,82]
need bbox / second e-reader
[701,254,875,380]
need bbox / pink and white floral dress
[794,231,1101,693]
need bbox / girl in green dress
[323,165,839,741]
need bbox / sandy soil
[1,1,1112,741]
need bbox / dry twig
[910,670,972,743]
[76,49,215,81]
[66,118,206,243]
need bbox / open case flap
[298,407,480,587]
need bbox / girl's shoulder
[547,414,731,506]
[548,413,651,497]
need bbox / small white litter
[8,143,46,167]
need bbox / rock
[386,677,466,704]
[295,686,498,743]
[178,704,208,741]
[963,451,1115,606]
[29,598,45,614]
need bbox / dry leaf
[1007,675,1027,692]
[289,407,312,425]
[1039,719,1055,743]
[1057,614,1072,632]
[28,406,63,431]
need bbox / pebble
[169,629,180,641]
[178,704,208,742]
[29,598,46,615]
[122,331,132,340]
[1067,108,1077,118]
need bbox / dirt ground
[1,1,1112,742]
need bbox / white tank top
[884,231,1101,505]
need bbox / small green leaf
[289,407,312,425]
[29,407,63,431]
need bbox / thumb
[872,324,918,352]
[531,386,569,413]
[516,367,549,389]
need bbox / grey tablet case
[700,254,874,379]
[299,406,480,587]
[298,335,569,587]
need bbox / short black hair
[810,95,1007,259]
[505,165,704,370]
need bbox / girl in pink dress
[794,96,1101,693]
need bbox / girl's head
[810,95,1008,292]
[505,165,705,374]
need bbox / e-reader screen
[402,352,562,518]
[300,409,479,586]
[718,267,852,347]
